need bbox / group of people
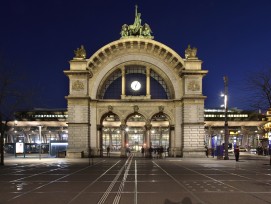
[107,145,168,158]
[145,146,167,159]
[256,146,269,156]
[205,145,240,161]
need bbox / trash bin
[58,151,66,158]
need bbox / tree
[244,68,271,112]
[0,57,35,165]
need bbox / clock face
[131,81,141,91]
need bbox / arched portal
[150,113,170,155]
[125,113,146,153]
[100,113,121,156]
[65,22,208,158]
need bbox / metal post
[38,125,42,160]
[224,76,229,160]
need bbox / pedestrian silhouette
[106,146,110,157]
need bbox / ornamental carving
[185,44,197,59]
[134,105,139,112]
[108,105,113,112]
[72,80,84,91]
[74,45,86,59]
[145,119,152,130]
[159,106,164,112]
[188,80,200,91]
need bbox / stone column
[146,67,151,97]
[121,67,126,97]
[109,128,112,148]
[168,125,174,157]
[145,120,152,157]
[120,122,127,157]
[97,125,103,157]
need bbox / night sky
[1,0,271,111]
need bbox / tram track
[68,159,121,204]
[8,155,137,204]
[98,154,134,204]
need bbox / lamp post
[223,76,229,160]
[38,125,42,160]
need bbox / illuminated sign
[16,142,24,153]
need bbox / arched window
[100,65,171,99]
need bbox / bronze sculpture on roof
[120,5,154,39]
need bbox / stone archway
[124,113,146,154]
[65,28,208,158]
[100,112,121,157]
[150,112,171,156]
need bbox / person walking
[141,146,145,157]
[106,146,110,157]
[205,146,209,158]
[234,145,240,161]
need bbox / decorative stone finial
[120,5,154,39]
[185,44,197,59]
[74,45,86,59]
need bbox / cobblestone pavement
[0,153,271,204]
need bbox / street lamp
[38,125,42,160]
[223,76,229,160]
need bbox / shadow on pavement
[164,197,192,204]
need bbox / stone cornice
[181,95,207,100]
[67,122,90,125]
[64,70,89,75]
[182,122,205,126]
[65,96,91,100]
[180,70,208,77]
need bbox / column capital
[145,120,152,130]
[97,124,103,131]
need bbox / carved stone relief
[187,80,200,92]
[72,80,84,91]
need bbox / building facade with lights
[204,108,267,151]
[64,7,208,158]
[4,109,68,157]
[4,108,267,157]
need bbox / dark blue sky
[1,0,271,110]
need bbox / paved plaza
[0,153,271,204]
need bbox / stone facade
[64,38,208,158]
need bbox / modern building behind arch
[4,108,268,157]
[64,6,208,158]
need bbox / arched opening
[125,113,146,152]
[150,113,170,153]
[101,113,121,155]
[98,64,173,99]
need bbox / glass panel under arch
[150,127,169,149]
[126,127,144,152]
[100,65,171,99]
[150,70,171,99]
[102,127,121,152]
[101,69,122,99]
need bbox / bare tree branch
[244,68,271,111]
[0,55,39,165]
